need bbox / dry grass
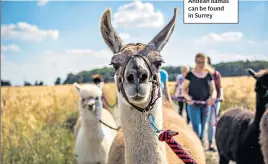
[1,76,256,163]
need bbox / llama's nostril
[140,74,148,83]
[88,104,94,109]
[127,74,135,83]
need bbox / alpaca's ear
[147,8,178,52]
[74,82,81,91]
[247,69,257,79]
[100,9,123,54]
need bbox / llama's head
[248,69,268,107]
[74,83,103,117]
[100,8,178,111]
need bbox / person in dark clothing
[182,53,217,144]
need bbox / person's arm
[182,79,193,104]
[173,78,180,95]
[101,94,109,110]
[210,80,217,99]
[164,80,172,103]
[218,73,224,101]
[207,78,217,105]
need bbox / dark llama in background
[259,70,268,164]
[215,69,268,164]
[260,110,268,164]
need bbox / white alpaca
[74,83,117,164]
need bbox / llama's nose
[126,69,148,84]
[88,103,94,109]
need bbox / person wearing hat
[92,74,112,111]
[92,74,105,90]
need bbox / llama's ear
[74,82,81,91]
[247,69,257,79]
[147,8,178,52]
[100,9,123,54]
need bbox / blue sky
[1,1,268,85]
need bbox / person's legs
[200,105,209,142]
[187,104,202,139]
[178,101,184,116]
[185,103,190,124]
[208,102,221,151]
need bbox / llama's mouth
[132,95,145,101]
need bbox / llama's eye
[81,98,85,102]
[110,62,120,71]
[153,61,163,68]
[113,65,119,71]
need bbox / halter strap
[116,54,161,113]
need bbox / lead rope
[145,113,198,164]
[210,100,219,126]
[171,96,221,127]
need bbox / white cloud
[264,40,268,44]
[37,0,48,6]
[204,50,268,62]
[1,49,113,85]
[113,0,164,28]
[247,40,257,44]
[160,39,268,68]
[163,50,268,68]
[1,44,21,52]
[197,32,243,44]
[118,32,131,40]
[1,22,59,41]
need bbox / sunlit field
[1,76,256,164]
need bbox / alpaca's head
[248,69,268,107]
[100,8,178,109]
[74,83,102,117]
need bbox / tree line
[1,80,45,87]
[61,60,268,84]
[1,60,267,86]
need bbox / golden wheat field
[1,76,256,164]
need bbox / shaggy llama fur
[99,8,206,164]
[216,69,268,164]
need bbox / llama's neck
[253,94,266,127]
[80,109,103,139]
[119,97,167,164]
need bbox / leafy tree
[34,80,39,86]
[1,80,11,86]
[59,60,268,84]
[54,77,61,85]
[39,81,44,86]
[24,81,32,86]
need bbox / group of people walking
[161,53,224,151]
